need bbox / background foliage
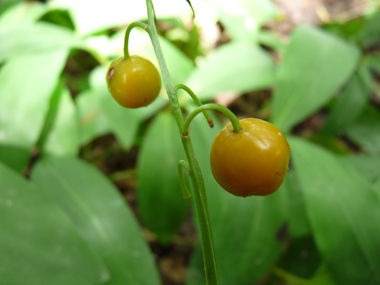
[1,0,380,284]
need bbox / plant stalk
[145,0,218,283]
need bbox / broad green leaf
[210,0,277,42]
[76,89,112,145]
[0,144,29,173]
[290,137,380,284]
[31,156,160,285]
[45,86,80,156]
[186,42,275,100]
[187,113,286,285]
[0,49,68,149]
[340,154,380,184]
[321,67,371,135]
[346,105,380,155]
[271,25,360,132]
[137,111,190,243]
[0,162,109,285]
[49,0,192,35]
[282,170,311,237]
[89,66,167,150]
[0,1,47,29]
[0,22,83,62]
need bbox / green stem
[144,0,218,283]
[123,21,149,59]
[183,103,242,136]
[175,84,214,127]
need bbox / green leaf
[0,1,47,28]
[271,25,360,132]
[0,144,29,173]
[50,0,192,35]
[0,162,109,285]
[321,67,371,135]
[282,170,311,237]
[0,49,68,149]
[0,22,83,62]
[346,105,380,155]
[357,11,380,47]
[289,137,380,284]
[45,85,80,156]
[76,89,112,145]
[185,42,275,100]
[364,55,380,73]
[31,156,160,285]
[187,113,286,285]
[277,236,322,279]
[215,0,277,42]
[137,111,190,243]
[339,154,380,184]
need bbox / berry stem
[144,0,219,284]
[183,103,243,136]
[175,84,214,127]
[123,21,149,59]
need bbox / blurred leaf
[346,105,380,155]
[88,66,166,150]
[31,156,160,285]
[340,154,380,184]
[364,55,380,73]
[0,1,47,29]
[0,144,29,173]
[357,11,380,46]
[45,85,80,156]
[277,236,322,279]
[0,22,83,62]
[186,42,275,100]
[258,30,287,53]
[49,0,192,35]
[187,113,286,285]
[0,161,109,285]
[213,0,276,42]
[137,111,190,243]
[290,137,380,285]
[321,66,371,136]
[271,25,360,132]
[76,89,112,145]
[282,170,311,238]
[0,49,68,150]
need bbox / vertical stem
[144,0,218,283]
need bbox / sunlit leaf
[31,156,161,285]
[0,49,68,150]
[0,22,83,62]
[186,42,275,100]
[45,85,80,156]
